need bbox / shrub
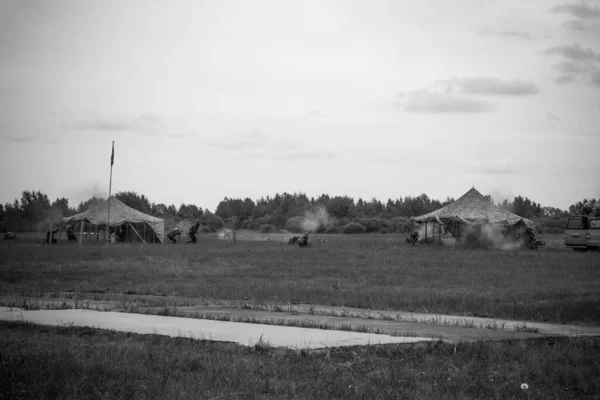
[343,222,366,234]
[379,227,389,234]
[259,224,275,234]
[366,218,387,233]
[325,226,339,234]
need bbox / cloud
[6,136,34,143]
[462,159,517,175]
[546,112,560,122]
[544,43,600,87]
[477,29,551,40]
[441,76,540,96]
[555,74,577,84]
[168,133,193,139]
[365,164,404,172]
[396,90,495,114]
[304,109,328,117]
[207,129,338,160]
[563,19,600,31]
[46,139,61,145]
[64,112,166,135]
[549,2,600,19]
[544,43,600,61]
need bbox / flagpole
[107,141,114,242]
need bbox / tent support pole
[79,221,84,246]
[153,220,156,244]
[126,223,129,242]
[143,223,146,243]
[128,221,147,244]
[439,224,441,245]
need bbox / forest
[0,189,596,234]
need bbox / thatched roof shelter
[411,188,535,246]
[412,187,534,227]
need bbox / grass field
[2,321,599,399]
[1,233,599,325]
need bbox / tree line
[1,189,597,233]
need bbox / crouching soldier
[66,224,77,242]
[288,236,299,245]
[187,222,200,244]
[406,231,419,245]
[297,232,309,247]
[44,227,59,245]
[167,227,181,244]
[2,232,17,243]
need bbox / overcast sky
[1,0,599,211]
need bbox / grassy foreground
[1,321,599,399]
[1,234,599,324]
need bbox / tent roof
[62,196,165,242]
[411,188,534,227]
[63,196,163,225]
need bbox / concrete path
[0,307,434,350]
[2,295,600,344]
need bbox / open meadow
[2,233,600,399]
[1,233,599,324]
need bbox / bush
[379,227,389,234]
[259,224,275,234]
[325,226,339,234]
[343,222,366,234]
[366,218,387,233]
[199,226,213,233]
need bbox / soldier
[44,227,59,245]
[2,232,17,243]
[66,224,77,242]
[115,225,126,242]
[167,227,181,244]
[406,231,419,245]
[187,222,200,244]
[297,232,309,247]
[288,236,300,245]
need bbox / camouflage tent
[62,196,164,243]
[411,188,535,246]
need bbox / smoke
[460,223,523,251]
[488,189,514,205]
[301,207,331,233]
[37,208,66,232]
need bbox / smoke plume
[301,207,331,233]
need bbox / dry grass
[1,234,599,325]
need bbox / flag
[110,142,114,166]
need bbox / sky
[1,0,599,211]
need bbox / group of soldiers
[288,232,310,247]
[166,222,201,244]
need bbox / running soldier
[44,227,59,245]
[187,222,200,244]
[66,224,77,242]
[167,227,181,244]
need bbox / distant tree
[178,203,204,219]
[327,196,355,219]
[115,191,152,214]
